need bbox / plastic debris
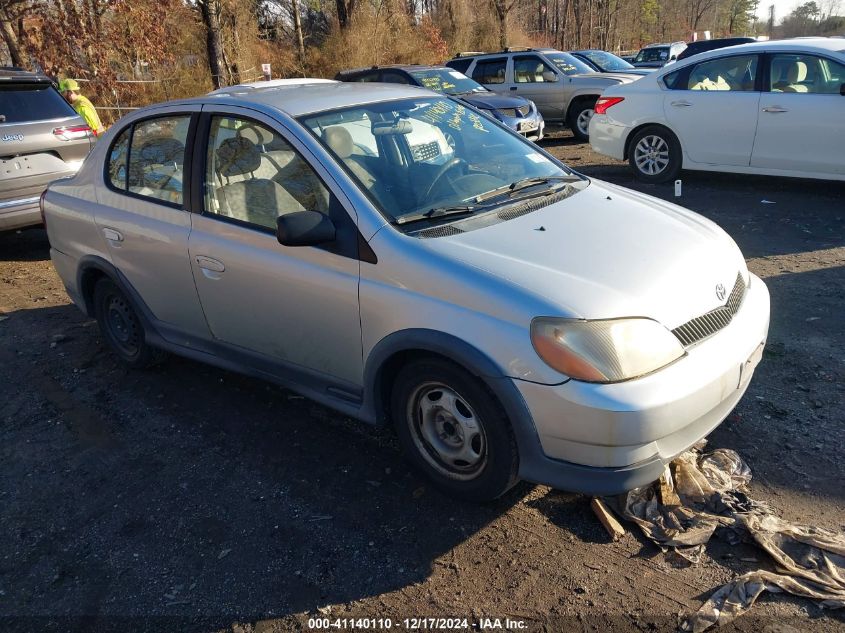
[606,442,845,631]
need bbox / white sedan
[589,38,845,182]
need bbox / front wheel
[391,359,519,502]
[567,100,596,142]
[628,125,682,183]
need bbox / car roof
[0,69,54,84]
[336,65,447,77]
[209,78,337,94]
[672,37,845,59]
[199,82,435,117]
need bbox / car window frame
[662,53,762,92]
[191,107,365,261]
[762,51,845,96]
[471,56,508,84]
[102,110,198,211]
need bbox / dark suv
[675,37,757,61]
[336,65,545,141]
[0,70,94,231]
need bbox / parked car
[445,48,641,141]
[632,42,688,68]
[0,69,94,232]
[335,65,545,141]
[43,81,770,501]
[589,38,845,182]
[675,37,757,61]
[570,49,654,76]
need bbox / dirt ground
[1,130,843,633]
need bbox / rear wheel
[567,99,597,142]
[391,358,519,501]
[628,125,682,183]
[93,277,164,368]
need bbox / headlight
[530,317,685,383]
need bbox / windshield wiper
[474,176,576,204]
[394,205,476,226]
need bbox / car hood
[459,92,531,110]
[424,180,747,329]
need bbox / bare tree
[196,0,229,88]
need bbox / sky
[756,0,800,21]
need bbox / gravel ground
[1,129,843,633]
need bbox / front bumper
[514,273,770,494]
[588,115,628,160]
[501,114,545,142]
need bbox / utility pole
[767,4,774,38]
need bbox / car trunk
[0,81,93,204]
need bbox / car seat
[214,137,305,226]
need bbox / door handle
[195,255,225,273]
[762,106,788,113]
[102,227,123,242]
[510,87,517,91]
[670,100,693,107]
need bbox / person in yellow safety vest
[59,79,105,136]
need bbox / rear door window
[472,58,507,84]
[0,83,77,124]
[105,116,191,206]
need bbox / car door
[509,54,562,121]
[95,108,210,337]
[186,107,363,386]
[750,52,845,176]
[662,53,761,166]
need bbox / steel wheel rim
[407,382,487,480]
[634,135,670,175]
[105,293,141,357]
[577,108,594,136]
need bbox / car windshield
[544,52,595,75]
[579,51,635,72]
[301,96,578,227]
[636,47,669,63]
[408,68,487,95]
[0,83,77,124]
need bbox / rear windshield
[0,83,77,124]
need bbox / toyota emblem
[715,283,726,301]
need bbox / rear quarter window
[0,83,77,124]
[446,58,472,74]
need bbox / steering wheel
[422,157,467,201]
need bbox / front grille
[499,106,531,118]
[672,273,747,347]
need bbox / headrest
[237,124,274,146]
[138,138,184,165]
[786,61,807,83]
[216,137,261,177]
[323,126,353,159]
[771,57,792,82]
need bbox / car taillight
[39,189,48,226]
[53,125,93,141]
[594,97,625,115]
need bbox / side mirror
[669,55,677,61]
[542,70,558,82]
[277,211,335,247]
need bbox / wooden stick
[591,497,626,541]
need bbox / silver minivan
[43,82,770,501]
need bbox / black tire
[567,99,597,142]
[93,277,165,368]
[390,358,519,502]
[627,125,682,183]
